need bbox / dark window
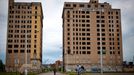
[102,42,105,45]
[20,50,25,53]
[35,16,37,19]
[14,45,19,48]
[67,19,70,22]
[35,11,37,14]
[117,33,120,36]
[118,42,120,45]
[101,20,105,23]
[82,51,86,54]
[82,20,85,22]
[116,16,119,19]
[82,38,85,40]
[8,45,12,48]
[97,33,100,36]
[82,15,85,18]
[82,24,85,27]
[80,4,84,7]
[67,33,70,35]
[87,24,90,27]
[34,35,37,38]
[87,38,90,40]
[35,6,37,9]
[102,47,106,50]
[102,29,105,32]
[113,51,115,54]
[116,11,119,15]
[35,21,37,24]
[67,37,70,40]
[87,42,90,45]
[110,51,112,54]
[96,16,100,18]
[101,5,104,7]
[73,4,76,7]
[87,47,90,49]
[118,51,120,54]
[66,4,71,7]
[101,16,105,18]
[97,20,100,23]
[97,29,100,31]
[82,29,85,31]
[97,24,100,27]
[98,51,100,54]
[86,11,90,14]
[67,28,70,31]
[96,11,100,14]
[87,33,90,36]
[82,47,86,49]
[88,5,91,8]
[87,51,91,54]
[14,50,18,53]
[102,24,105,27]
[117,38,120,41]
[82,33,85,36]
[102,33,105,36]
[97,42,100,45]
[86,20,90,22]
[68,42,70,45]
[117,29,119,32]
[102,38,105,41]
[116,20,119,23]
[34,45,36,48]
[86,15,90,18]
[34,50,36,53]
[8,50,12,53]
[97,47,100,50]
[82,42,86,45]
[67,50,70,54]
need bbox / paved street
[38,72,134,75]
[38,72,65,75]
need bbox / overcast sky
[0,0,134,64]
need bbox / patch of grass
[0,72,37,75]
[0,72,20,75]
[66,72,76,75]
[28,72,37,75]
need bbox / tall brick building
[62,0,123,72]
[6,0,43,71]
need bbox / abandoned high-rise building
[62,0,123,72]
[6,0,43,72]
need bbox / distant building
[62,0,123,72]
[123,61,134,72]
[6,0,43,72]
[55,60,63,69]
